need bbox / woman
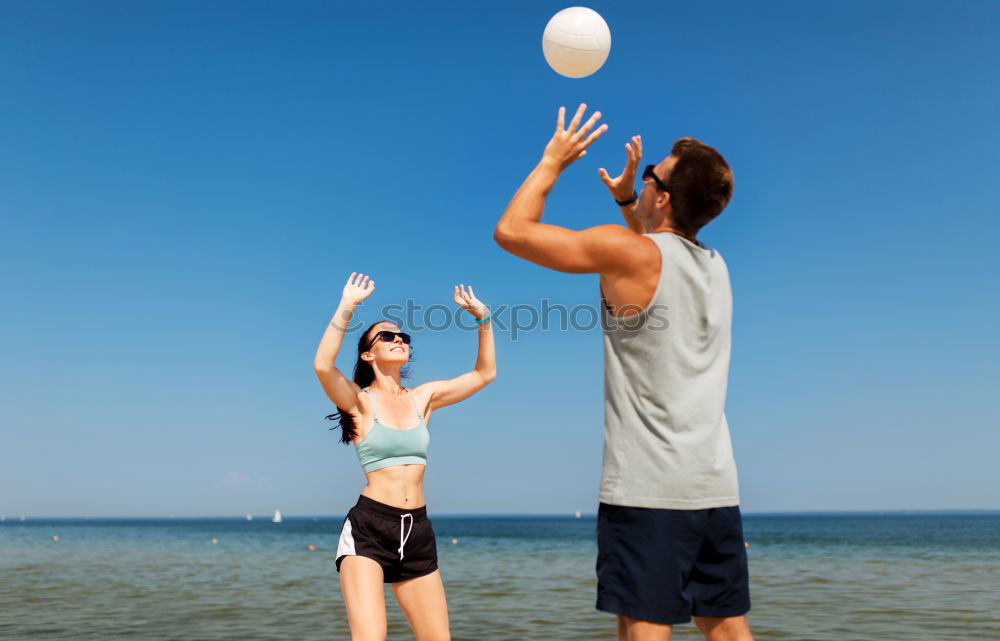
[313,272,495,641]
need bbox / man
[494,104,752,641]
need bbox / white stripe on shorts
[336,517,356,560]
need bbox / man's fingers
[568,103,587,132]
[598,167,617,189]
[626,144,640,169]
[575,111,602,139]
[556,106,565,132]
[580,123,608,149]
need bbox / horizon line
[4,508,1000,520]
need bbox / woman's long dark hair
[325,320,412,444]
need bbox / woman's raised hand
[341,272,375,307]
[453,284,488,320]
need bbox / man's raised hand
[540,103,609,174]
[598,134,642,202]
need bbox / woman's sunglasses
[642,164,671,193]
[368,330,411,349]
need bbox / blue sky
[1,0,997,516]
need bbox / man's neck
[644,222,696,243]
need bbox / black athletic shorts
[335,494,438,583]
[596,502,750,625]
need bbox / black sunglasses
[368,330,411,349]
[643,164,670,193]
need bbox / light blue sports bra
[354,388,430,474]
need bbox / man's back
[601,231,739,510]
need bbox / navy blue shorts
[596,503,750,625]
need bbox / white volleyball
[542,7,612,79]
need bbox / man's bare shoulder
[585,225,660,272]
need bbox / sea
[1,512,998,640]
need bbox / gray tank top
[600,232,739,510]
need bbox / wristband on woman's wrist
[615,190,638,206]
[476,314,492,326]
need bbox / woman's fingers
[454,284,481,309]
[348,272,376,288]
[449,284,486,317]
[343,272,375,302]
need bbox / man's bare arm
[494,103,635,273]
[495,217,644,274]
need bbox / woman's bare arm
[416,285,496,413]
[313,272,374,413]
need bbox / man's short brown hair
[664,138,734,234]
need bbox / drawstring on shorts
[398,513,414,560]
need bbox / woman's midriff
[360,464,426,509]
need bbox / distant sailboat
[272,510,282,523]
[245,513,253,521]
[20,515,26,522]
[575,510,582,519]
